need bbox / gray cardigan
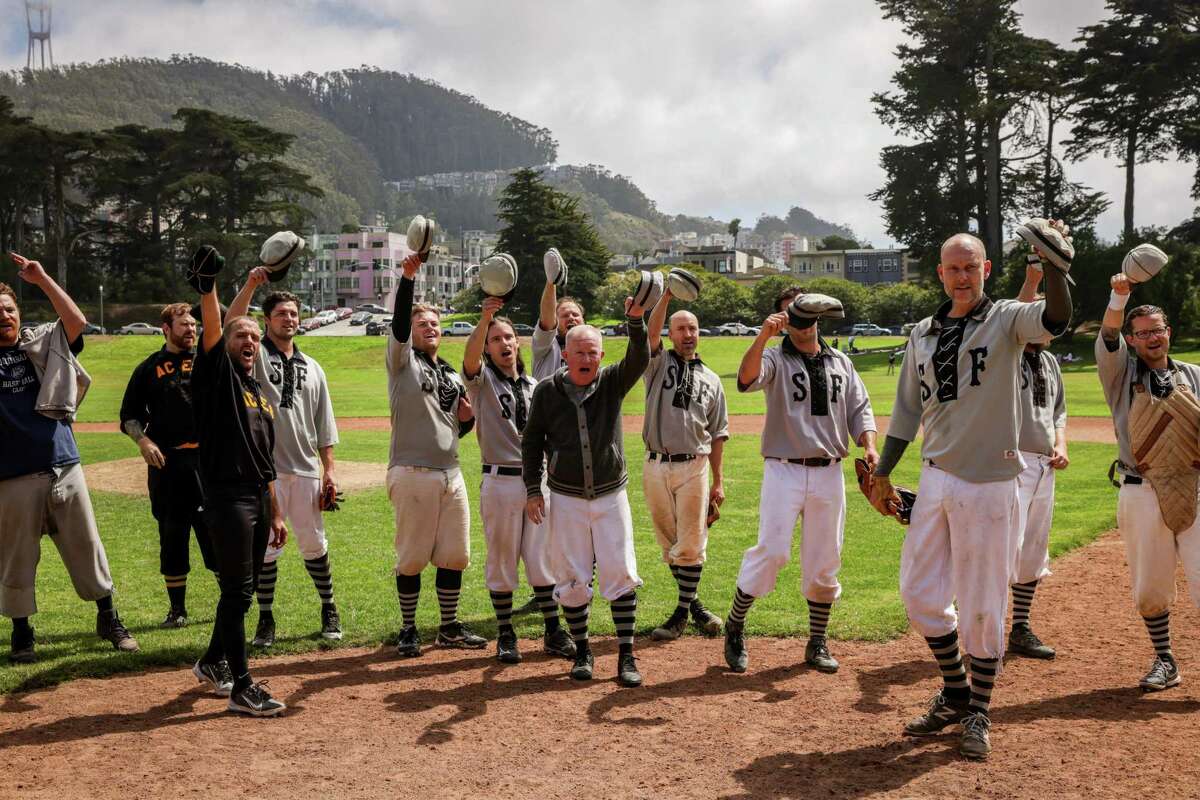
[19,321,91,421]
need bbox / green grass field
[1,432,1119,694]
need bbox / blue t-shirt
[0,334,83,480]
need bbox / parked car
[335,307,353,320]
[441,321,475,336]
[698,328,715,337]
[300,317,323,332]
[117,322,162,336]
[850,323,890,336]
[512,323,535,336]
[716,322,753,336]
[365,317,392,336]
[315,311,338,326]
[355,303,388,314]
[349,311,372,326]
[82,323,107,335]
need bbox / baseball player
[0,256,139,663]
[1098,272,1200,692]
[522,299,650,687]
[120,302,217,628]
[229,271,342,647]
[388,252,483,657]
[641,288,729,641]
[868,232,1072,759]
[533,273,586,381]
[724,286,877,676]
[462,296,577,663]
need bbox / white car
[117,322,161,336]
[716,322,753,336]
[441,321,475,336]
[315,311,338,325]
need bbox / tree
[750,274,801,320]
[727,218,741,247]
[818,234,861,251]
[689,270,753,326]
[864,282,943,326]
[592,270,639,319]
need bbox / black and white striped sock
[611,592,637,655]
[727,587,755,627]
[671,564,703,612]
[304,554,335,605]
[1144,611,1172,658]
[491,590,514,634]
[395,573,420,627]
[435,568,462,627]
[1011,580,1037,627]
[563,603,591,653]
[969,656,999,716]
[533,584,560,632]
[807,599,832,638]
[256,561,278,616]
[925,630,969,701]
[164,575,187,611]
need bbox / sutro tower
[26,1,54,71]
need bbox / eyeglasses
[1130,327,1168,340]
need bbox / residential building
[841,248,909,286]
[788,250,846,279]
[462,230,499,263]
[683,247,765,275]
[765,233,809,266]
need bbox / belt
[647,452,696,463]
[771,457,840,467]
[482,464,522,477]
[1124,475,1143,485]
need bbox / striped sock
[925,630,969,701]
[671,565,703,612]
[164,575,187,611]
[969,656,999,716]
[491,590,514,634]
[395,573,420,627]
[533,584,560,633]
[807,599,832,638]
[563,603,591,653]
[256,561,278,616]
[435,568,462,627]
[727,587,755,627]
[304,554,335,605]
[611,592,637,655]
[1011,580,1037,627]
[1144,611,1172,658]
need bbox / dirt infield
[2,531,1197,799]
[83,459,386,497]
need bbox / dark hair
[1124,304,1169,335]
[483,315,527,374]
[263,291,301,318]
[774,285,804,313]
[0,282,16,306]
[160,302,193,326]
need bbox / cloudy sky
[2,0,1194,245]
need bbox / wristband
[1025,253,1043,271]
[1108,290,1130,312]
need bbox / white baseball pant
[1012,451,1054,585]
[547,488,641,607]
[480,473,554,591]
[387,465,470,575]
[1117,481,1200,617]
[899,465,1019,660]
[642,456,709,566]
[735,459,845,603]
[264,473,328,564]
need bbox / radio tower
[26,1,54,71]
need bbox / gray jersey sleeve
[739,345,779,393]
[643,345,665,390]
[463,367,485,401]
[1095,330,1129,409]
[707,379,730,441]
[386,336,413,375]
[312,361,339,449]
[1004,298,1050,344]
[844,361,876,442]
[889,333,923,442]
[532,324,560,380]
[1050,356,1067,430]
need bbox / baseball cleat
[193,659,234,697]
[570,649,595,681]
[396,624,422,657]
[436,622,487,649]
[320,604,343,640]
[9,626,35,664]
[958,712,991,759]
[1008,623,1055,659]
[617,653,643,688]
[651,608,689,641]
[251,615,276,649]
[805,635,840,673]
[724,621,748,673]
[690,599,723,636]
[1140,655,1181,692]
[96,611,139,652]
[543,627,577,659]
[227,681,286,717]
[497,630,521,664]
[903,691,970,736]
[160,608,188,629]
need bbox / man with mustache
[533,272,586,381]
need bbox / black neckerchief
[264,337,303,409]
[415,348,461,413]
[1024,350,1047,408]
[667,348,703,411]
[487,360,531,432]
[1131,355,1184,401]
[782,336,832,416]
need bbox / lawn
[1,432,1118,694]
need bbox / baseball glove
[854,458,916,525]
[320,482,345,512]
[706,500,721,527]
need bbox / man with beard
[229,270,342,647]
[120,303,217,628]
[533,274,586,381]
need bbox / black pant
[148,451,217,576]
[201,483,269,682]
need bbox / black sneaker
[617,653,643,687]
[903,691,970,736]
[650,608,689,641]
[496,629,521,664]
[805,635,839,673]
[251,615,276,649]
[690,599,723,636]
[227,681,286,717]
[570,649,595,681]
[396,624,421,657]
[321,604,343,640]
[436,621,487,649]
[543,627,577,659]
[1008,623,1055,659]
[959,712,991,759]
[1140,655,1182,692]
[96,611,140,652]
[724,620,748,673]
[10,626,35,664]
[193,659,234,697]
[160,608,188,629]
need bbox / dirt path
[2,530,1196,799]
[83,459,387,497]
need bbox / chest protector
[1129,375,1200,534]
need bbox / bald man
[641,290,729,641]
[869,233,1072,759]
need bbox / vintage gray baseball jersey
[890,296,1052,482]
[387,336,467,470]
[254,338,338,479]
[1017,348,1066,457]
[1096,332,1200,478]
[532,325,565,382]
[465,362,536,467]
[642,346,729,456]
[738,337,875,460]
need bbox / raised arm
[1016,257,1042,303]
[391,253,422,343]
[1102,273,1131,340]
[11,253,85,342]
[646,287,673,354]
[538,278,557,332]
[200,285,223,354]
[463,296,503,379]
[228,266,269,321]
[1041,257,1072,334]
[617,296,650,395]
[737,313,786,390]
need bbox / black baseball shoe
[690,599,723,635]
[903,691,970,736]
[436,621,487,649]
[543,627,577,659]
[1140,655,1181,692]
[10,626,35,664]
[617,653,643,687]
[321,604,343,640]
[1008,623,1055,659]
[805,635,839,673]
[570,649,595,681]
[96,611,140,652]
[160,608,188,629]
[724,620,748,673]
[651,608,689,641]
[497,629,521,664]
[396,624,421,657]
[227,681,286,717]
[251,615,276,649]
[959,712,992,759]
[193,659,234,697]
